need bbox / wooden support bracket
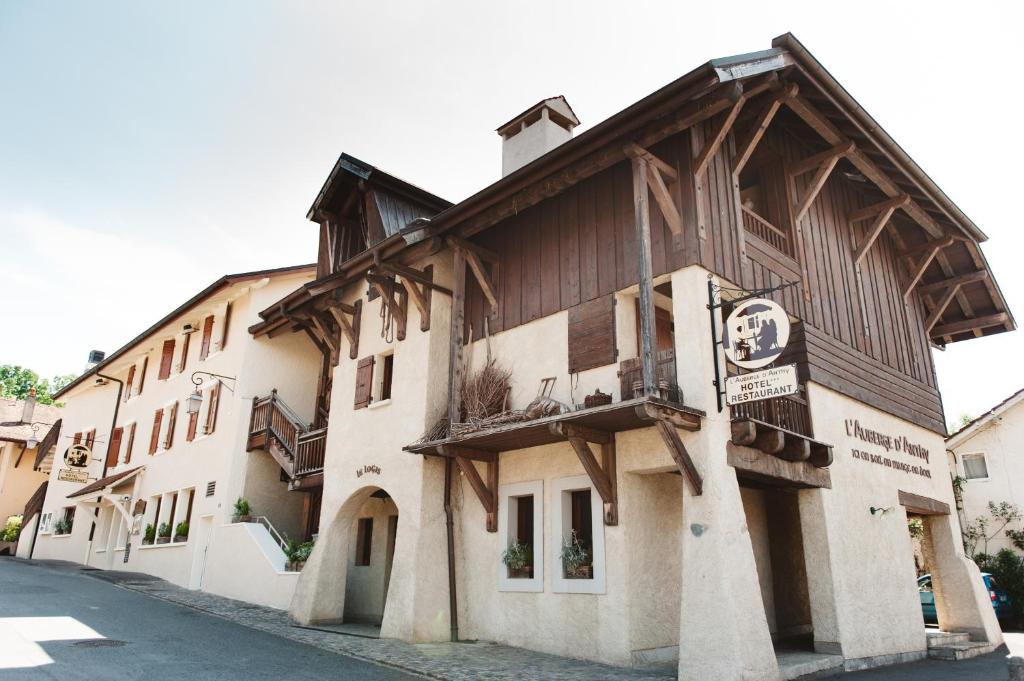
[454,453,498,532]
[924,283,962,332]
[732,82,797,175]
[792,142,852,223]
[931,312,1009,338]
[903,239,953,300]
[654,419,702,495]
[848,194,910,223]
[625,143,683,237]
[853,204,898,266]
[327,299,361,359]
[550,423,617,525]
[694,91,748,177]
[367,272,408,340]
[446,236,500,314]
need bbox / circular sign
[723,298,790,370]
[64,444,91,468]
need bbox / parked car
[919,573,1010,622]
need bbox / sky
[1,1,1020,428]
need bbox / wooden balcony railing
[248,390,325,479]
[730,386,813,439]
[618,348,681,403]
[741,206,792,257]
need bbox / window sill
[139,542,187,550]
[367,399,392,410]
[49,533,74,539]
[498,577,543,593]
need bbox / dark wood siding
[567,295,617,374]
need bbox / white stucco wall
[343,496,399,623]
[201,522,300,610]
[0,441,49,522]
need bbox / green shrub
[157,522,172,538]
[233,498,251,518]
[977,549,1024,627]
[501,541,531,570]
[560,530,589,572]
[2,515,22,542]
[53,519,72,535]
[144,524,155,543]
[174,521,189,539]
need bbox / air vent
[87,350,106,364]
[206,481,216,497]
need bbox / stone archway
[289,485,400,627]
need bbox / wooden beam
[455,455,498,532]
[654,420,702,495]
[898,489,950,516]
[549,422,611,445]
[789,141,855,177]
[793,153,841,223]
[448,249,466,426]
[853,205,897,265]
[900,235,955,260]
[917,270,988,296]
[754,428,785,455]
[931,313,1009,338]
[402,275,431,332]
[732,83,796,175]
[368,275,408,341]
[778,436,811,462]
[446,234,499,264]
[903,244,944,300]
[565,436,617,525]
[694,92,747,176]
[328,304,358,356]
[849,194,910,223]
[379,261,452,295]
[309,314,338,355]
[924,283,962,332]
[447,237,498,311]
[631,156,657,395]
[623,143,678,180]
[435,444,496,463]
[645,163,682,236]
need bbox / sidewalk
[30,560,673,681]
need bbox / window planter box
[286,561,306,572]
[232,515,254,523]
[156,536,171,544]
[508,566,534,579]
[565,565,593,580]
[173,535,188,543]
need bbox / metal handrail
[252,515,288,552]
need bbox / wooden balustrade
[741,206,791,256]
[295,428,328,477]
[730,386,813,439]
[249,391,326,478]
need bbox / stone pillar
[798,488,843,654]
[923,513,1003,644]
[672,267,780,681]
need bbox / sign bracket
[706,274,799,412]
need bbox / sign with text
[723,298,791,370]
[725,365,799,406]
[844,419,933,479]
[57,468,89,484]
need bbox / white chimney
[21,388,36,424]
[84,349,105,373]
[497,96,579,177]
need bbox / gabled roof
[495,95,580,136]
[54,264,315,400]
[67,466,143,499]
[0,399,62,445]
[946,387,1024,448]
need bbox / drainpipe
[87,374,124,545]
[444,457,459,642]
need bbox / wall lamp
[870,506,894,517]
[187,371,236,414]
[24,422,55,449]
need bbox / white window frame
[367,350,395,409]
[40,512,52,534]
[497,480,544,593]
[961,452,990,482]
[120,422,135,465]
[551,475,606,594]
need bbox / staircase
[247,390,327,490]
[926,630,997,660]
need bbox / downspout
[444,456,459,642]
[87,374,123,545]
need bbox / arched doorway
[342,488,399,629]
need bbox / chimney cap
[496,96,580,138]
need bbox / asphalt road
[0,558,421,681]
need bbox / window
[158,339,176,380]
[162,402,179,450]
[962,453,989,481]
[123,423,136,464]
[149,409,164,455]
[355,518,374,566]
[55,506,76,535]
[498,480,544,592]
[199,315,215,361]
[178,331,191,374]
[40,512,52,534]
[203,383,220,434]
[136,357,148,397]
[552,475,606,594]
[85,429,96,450]
[106,427,123,469]
[377,353,394,402]
[124,364,136,403]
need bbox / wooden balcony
[730,387,813,439]
[247,390,325,489]
[741,206,791,257]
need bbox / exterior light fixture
[188,370,237,414]
[870,506,893,517]
[186,389,204,415]
[26,424,40,449]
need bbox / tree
[950,412,974,433]
[0,365,76,406]
[963,501,1023,558]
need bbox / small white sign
[58,468,89,484]
[725,365,799,406]
[723,298,791,370]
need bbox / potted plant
[173,521,189,543]
[561,530,592,579]
[156,522,172,544]
[501,541,532,578]
[284,537,316,571]
[2,515,22,543]
[53,519,72,536]
[143,524,156,545]
[232,498,253,523]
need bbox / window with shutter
[200,315,215,360]
[73,433,82,445]
[85,429,96,450]
[186,408,199,442]
[354,356,375,409]
[158,339,175,380]
[204,383,220,434]
[178,332,191,373]
[106,427,123,469]
[567,296,617,374]
[164,402,178,449]
[149,409,163,455]
[219,303,232,352]
[124,423,136,464]
[124,365,136,403]
[137,357,148,396]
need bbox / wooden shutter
[149,409,163,454]
[164,402,178,449]
[354,356,375,409]
[178,332,191,373]
[85,429,96,450]
[158,339,175,379]
[124,423,136,464]
[200,315,215,360]
[567,295,617,374]
[634,300,674,353]
[124,365,136,402]
[186,408,199,442]
[73,432,82,445]
[137,357,148,396]
[106,427,123,468]
[204,383,220,434]
[219,303,232,351]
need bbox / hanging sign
[722,298,790,369]
[58,468,89,483]
[725,364,798,406]
[63,444,91,468]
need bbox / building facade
[0,395,59,554]
[947,388,1024,557]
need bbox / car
[919,572,1011,623]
